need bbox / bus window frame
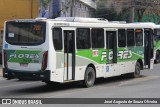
[52,27,63,51]
[135,29,143,47]
[76,28,91,50]
[127,29,135,47]
[91,28,105,49]
[118,29,126,48]
[5,21,46,46]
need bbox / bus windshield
[6,21,46,45]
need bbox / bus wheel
[83,67,95,88]
[155,51,160,64]
[133,62,141,78]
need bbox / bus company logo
[9,53,39,59]
[101,50,132,61]
[53,23,70,26]
[118,50,132,59]
[2,99,11,104]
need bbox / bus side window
[127,29,135,47]
[52,28,62,50]
[91,28,104,48]
[118,29,126,47]
[135,29,143,46]
[76,28,90,49]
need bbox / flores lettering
[118,50,132,59]
[10,53,39,59]
[8,53,40,63]
[101,50,132,61]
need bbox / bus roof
[5,17,156,29]
[153,25,160,28]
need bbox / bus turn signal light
[41,51,48,71]
[3,50,8,68]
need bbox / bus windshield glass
[6,21,46,45]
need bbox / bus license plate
[20,64,28,67]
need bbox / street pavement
[0,64,160,107]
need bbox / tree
[96,0,131,22]
[96,0,160,23]
[39,0,51,17]
[95,1,120,21]
[132,0,160,23]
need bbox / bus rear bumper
[3,68,50,81]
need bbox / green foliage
[40,0,51,9]
[96,0,160,23]
[134,13,160,24]
[95,2,130,22]
[39,0,51,17]
[96,3,118,21]
[118,8,130,22]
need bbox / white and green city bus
[2,17,154,87]
[129,22,160,64]
[153,24,160,63]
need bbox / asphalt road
[0,64,160,107]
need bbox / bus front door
[105,31,117,77]
[64,30,75,81]
[144,29,154,69]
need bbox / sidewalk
[0,65,2,77]
[0,70,2,77]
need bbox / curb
[0,71,2,77]
[0,65,2,77]
[0,70,2,77]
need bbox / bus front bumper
[3,68,50,81]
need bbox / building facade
[40,0,96,18]
[64,0,96,17]
[0,0,38,46]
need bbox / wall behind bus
[0,0,38,46]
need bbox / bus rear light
[41,51,48,71]
[3,50,8,68]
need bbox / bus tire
[133,62,141,78]
[83,67,95,88]
[155,51,160,64]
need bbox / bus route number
[33,25,41,31]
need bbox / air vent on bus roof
[35,17,47,20]
[109,21,126,24]
[128,22,156,25]
[55,17,108,23]
[54,17,74,21]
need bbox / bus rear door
[105,29,117,77]
[63,29,75,81]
